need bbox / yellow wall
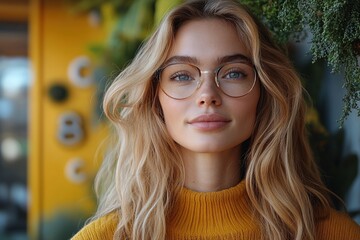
[29,0,108,238]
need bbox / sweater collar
[167,181,261,239]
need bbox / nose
[196,74,222,106]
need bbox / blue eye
[227,72,243,79]
[218,62,253,82]
[170,72,194,82]
[223,70,246,80]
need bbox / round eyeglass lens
[160,63,200,99]
[216,62,256,97]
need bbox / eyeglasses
[157,61,257,99]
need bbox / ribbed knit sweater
[72,181,360,239]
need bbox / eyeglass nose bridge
[196,69,221,90]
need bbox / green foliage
[68,0,156,72]
[241,0,360,124]
[303,0,360,123]
[240,0,304,43]
[66,0,134,14]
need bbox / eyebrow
[163,56,199,66]
[163,54,252,67]
[218,54,252,65]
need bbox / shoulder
[71,212,118,240]
[316,208,360,240]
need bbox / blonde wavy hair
[94,0,331,239]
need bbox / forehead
[168,18,250,65]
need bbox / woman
[72,0,360,239]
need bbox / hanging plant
[242,0,360,124]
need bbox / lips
[188,114,231,131]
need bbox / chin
[178,141,242,154]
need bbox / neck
[181,146,242,192]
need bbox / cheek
[231,107,256,142]
[158,93,183,133]
[234,87,260,134]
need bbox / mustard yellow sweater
[72,181,360,239]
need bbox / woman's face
[158,18,260,154]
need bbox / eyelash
[170,72,194,81]
[221,68,248,79]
